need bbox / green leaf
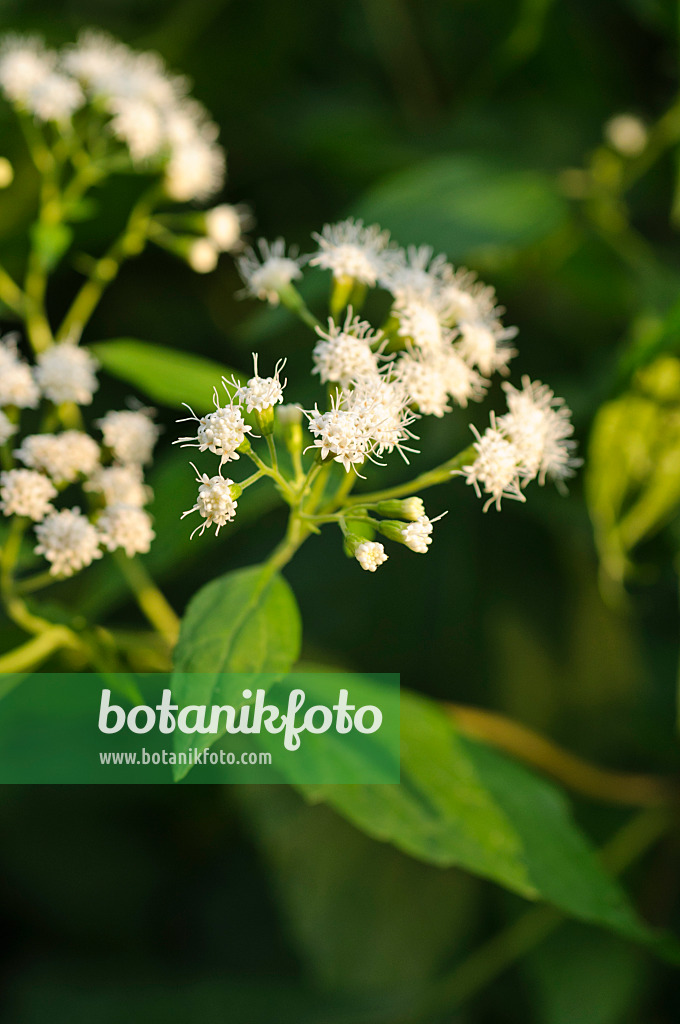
[171,564,302,779]
[90,338,244,410]
[355,154,567,259]
[301,692,657,946]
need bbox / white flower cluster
[181,217,579,553]
[460,378,581,511]
[0,31,225,203]
[0,333,158,576]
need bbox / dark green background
[0,0,679,1020]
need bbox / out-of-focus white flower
[182,465,239,537]
[35,342,99,406]
[0,36,54,106]
[381,245,453,301]
[108,96,165,162]
[206,204,250,252]
[15,430,100,484]
[460,416,526,512]
[499,376,580,487]
[27,71,83,122]
[605,114,648,157]
[84,464,150,507]
[0,410,16,446]
[312,311,381,386]
[355,540,388,572]
[34,507,103,576]
[97,409,159,465]
[310,218,395,286]
[188,237,219,273]
[98,503,155,556]
[237,239,305,304]
[164,136,225,202]
[0,334,39,409]
[0,468,56,521]
[176,397,251,466]
[456,321,517,377]
[232,355,286,413]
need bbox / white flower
[164,136,225,202]
[277,403,303,426]
[310,218,395,286]
[26,71,83,122]
[0,36,54,106]
[394,297,446,354]
[35,342,99,405]
[381,245,453,300]
[305,396,372,473]
[64,31,137,96]
[396,349,451,418]
[605,114,648,157]
[206,204,250,252]
[440,268,501,326]
[456,321,516,377]
[0,410,17,446]
[355,540,388,572]
[312,311,381,386]
[97,409,159,465]
[460,416,526,512]
[0,468,56,521]
[15,431,100,484]
[176,396,251,466]
[98,503,155,557]
[440,348,487,408]
[499,376,580,487]
[0,335,39,409]
[188,238,219,274]
[232,355,286,412]
[401,514,445,553]
[181,465,238,537]
[84,464,150,507]
[345,375,419,460]
[108,96,166,162]
[34,507,103,576]
[237,239,305,304]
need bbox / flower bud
[0,157,14,189]
[188,238,219,274]
[375,497,425,522]
[255,405,275,436]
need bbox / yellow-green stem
[114,553,180,648]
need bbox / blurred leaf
[587,355,680,587]
[171,564,302,778]
[90,338,243,410]
[302,692,656,946]
[523,922,649,1024]
[355,154,567,258]
[236,784,476,996]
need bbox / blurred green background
[1,0,680,1020]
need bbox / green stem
[0,265,25,316]
[342,445,476,509]
[57,186,161,343]
[278,283,322,330]
[0,625,78,673]
[15,570,61,595]
[114,553,180,648]
[265,433,279,473]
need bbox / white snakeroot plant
[177,217,579,576]
[0,31,249,673]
